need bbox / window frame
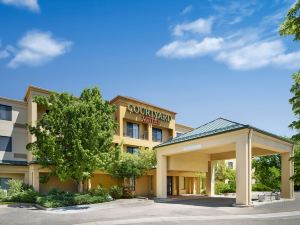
[0,104,12,121]
[0,177,11,190]
[0,136,12,152]
[127,146,139,154]
[152,127,163,142]
[127,122,139,139]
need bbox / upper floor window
[127,146,139,154]
[152,128,162,142]
[0,136,12,152]
[0,104,12,121]
[127,122,139,139]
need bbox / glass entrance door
[167,176,172,196]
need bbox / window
[127,146,139,154]
[176,132,183,137]
[152,128,162,142]
[0,136,12,152]
[228,161,234,169]
[0,178,11,190]
[127,122,139,139]
[0,104,12,121]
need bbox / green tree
[107,147,156,184]
[280,1,300,186]
[26,87,118,192]
[252,155,281,189]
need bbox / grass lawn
[0,202,16,205]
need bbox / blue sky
[0,0,298,137]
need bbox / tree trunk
[78,181,84,193]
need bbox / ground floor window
[0,178,11,190]
[127,146,139,154]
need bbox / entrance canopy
[155,118,294,206]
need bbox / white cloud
[8,30,72,68]
[228,16,242,25]
[272,51,300,69]
[156,37,224,58]
[173,17,214,36]
[0,0,39,12]
[216,40,300,70]
[181,5,193,15]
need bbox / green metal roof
[156,118,292,148]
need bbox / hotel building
[0,86,295,205]
[0,86,194,196]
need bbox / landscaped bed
[0,180,133,208]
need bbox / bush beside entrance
[0,180,135,208]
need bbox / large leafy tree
[280,0,300,187]
[107,147,156,182]
[27,87,118,192]
[252,155,281,189]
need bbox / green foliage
[89,185,108,196]
[252,183,273,192]
[121,186,134,198]
[214,161,236,194]
[26,87,118,186]
[215,181,235,195]
[291,144,300,189]
[107,147,156,179]
[37,189,112,208]
[280,0,300,187]
[109,185,123,199]
[252,155,281,189]
[0,189,7,201]
[280,0,300,40]
[3,180,38,203]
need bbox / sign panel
[127,104,172,125]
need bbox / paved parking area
[0,193,299,225]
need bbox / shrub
[7,180,23,196]
[4,180,38,203]
[36,189,112,208]
[252,183,273,192]
[109,186,123,199]
[90,185,108,197]
[215,181,235,194]
[122,186,134,198]
[0,189,7,201]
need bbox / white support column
[235,137,252,206]
[281,152,294,199]
[156,154,167,198]
[206,161,215,196]
[28,165,39,192]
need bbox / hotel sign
[127,104,172,125]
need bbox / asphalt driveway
[0,193,299,225]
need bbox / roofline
[0,96,27,106]
[110,95,177,115]
[175,123,194,130]
[24,85,52,101]
[155,126,293,149]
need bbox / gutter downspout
[248,128,253,205]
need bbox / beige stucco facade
[0,86,294,205]
[155,128,294,206]
[0,86,194,196]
